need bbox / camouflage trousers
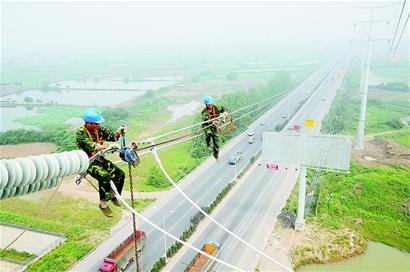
[205,126,219,158]
[88,157,125,201]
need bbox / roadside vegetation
[0,193,154,272]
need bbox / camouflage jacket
[201,104,226,128]
[76,126,119,157]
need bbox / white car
[248,137,255,144]
[260,121,265,125]
[248,130,255,136]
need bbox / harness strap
[207,105,219,119]
[83,126,103,144]
[83,126,103,157]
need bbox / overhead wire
[389,11,410,61]
[387,0,407,61]
[142,88,292,144]
[111,89,291,162]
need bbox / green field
[316,162,410,252]
[375,127,410,148]
[372,61,409,83]
[321,62,409,147]
[0,194,154,272]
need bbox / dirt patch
[352,136,410,167]
[0,143,57,159]
[258,221,367,271]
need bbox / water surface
[299,241,410,272]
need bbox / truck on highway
[185,241,221,272]
[98,230,146,272]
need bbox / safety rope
[149,146,293,272]
[128,163,140,272]
[4,176,65,250]
[109,181,246,272]
[84,176,99,192]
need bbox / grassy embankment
[0,194,154,272]
[283,61,410,268]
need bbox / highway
[164,55,349,272]
[69,55,344,272]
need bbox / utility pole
[353,6,390,150]
[355,9,373,150]
[295,166,307,230]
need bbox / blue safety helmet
[82,108,104,123]
[203,96,214,105]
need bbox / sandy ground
[352,136,410,167]
[0,225,64,255]
[0,143,56,159]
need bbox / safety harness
[83,126,104,157]
[206,105,234,136]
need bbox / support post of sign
[295,166,307,231]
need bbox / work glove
[95,143,107,152]
[220,111,228,122]
[116,124,128,134]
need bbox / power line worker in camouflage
[76,108,126,217]
[201,96,228,161]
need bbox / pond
[0,106,41,132]
[166,101,201,124]
[299,241,410,272]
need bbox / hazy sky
[1,1,403,58]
